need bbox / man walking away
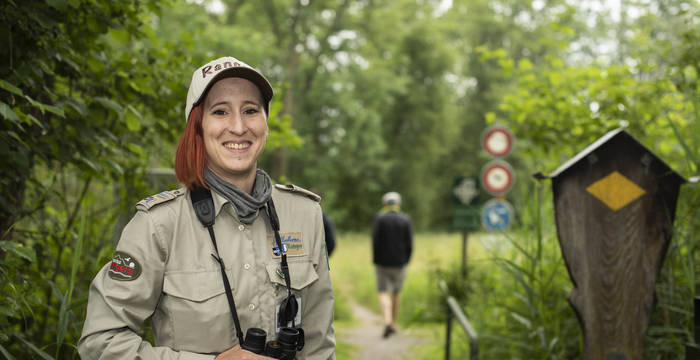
[372,191,413,338]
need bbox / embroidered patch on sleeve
[270,232,306,257]
[108,251,142,281]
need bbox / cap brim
[192,67,274,111]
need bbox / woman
[78,57,335,359]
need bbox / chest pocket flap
[265,260,318,290]
[163,270,227,301]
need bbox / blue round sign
[481,198,514,231]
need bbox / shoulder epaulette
[274,184,321,203]
[136,189,186,210]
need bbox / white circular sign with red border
[481,160,515,195]
[481,125,514,158]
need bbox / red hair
[175,105,208,189]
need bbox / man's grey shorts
[374,265,407,293]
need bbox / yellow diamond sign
[586,171,646,211]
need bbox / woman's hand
[214,344,275,360]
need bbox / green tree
[0,0,187,357]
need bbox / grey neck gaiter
[203,167,272,224]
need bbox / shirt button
[238,225,245,231]
[248,303,256,311]
[244,263,251,270]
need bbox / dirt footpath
[339,303,429,360]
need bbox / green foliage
[1,0,699,358]
[0,0,189,357]
[490,57,696,173]
[646,183,700,358]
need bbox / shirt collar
[210,187,265,222]
[210,188,229,218]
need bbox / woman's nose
[226,114,246,135]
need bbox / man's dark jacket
[372,210,413,267]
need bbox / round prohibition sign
[481,198,514,231]
[481,125,514,158]
[481,160,515,195]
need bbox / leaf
[56,290,71,353]
[667,114,698,172]
[0,79,24,97]
[127,143,143,156]
[61,57,80,73]
[127,104,143,120]
[125,111,141,132]
[109,28,131,45]
[0,101,19,122]
[0,305,17,317]
[43,104,65,118]
[46,0,68,10]
[0,241,37,262]
[65,99,88,116]
[48,280,63,302]
[38,60,54,76]
[24,114,45,129]
[0,344,16,360]
[95,97,124,116]
[13,336,54,360]
[79,157,100,172]
[24,97,64,117]
[510,311,532,329]
[105,159,124,175]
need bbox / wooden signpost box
[535,129,687,360]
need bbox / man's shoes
[382,325,396,338]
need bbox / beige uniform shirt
[78,186,335,359]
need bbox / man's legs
[376,265,406,338]
[378,291,393,326]
[378,291,396,338]
[391,292,400,328]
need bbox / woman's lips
[223,141,251,150]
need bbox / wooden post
[536,129,687,360]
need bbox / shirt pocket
[264,260,319,291]
[162,270,234,353]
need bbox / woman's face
[201,77,268,185]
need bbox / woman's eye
[212,109,227,116]
[243,108,259,115]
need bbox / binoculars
[241,327,303,359]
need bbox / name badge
[270,232,306,257]
[275,296,302,332]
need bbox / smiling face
[201,77,268,189]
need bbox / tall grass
[0,169,159,359]
[645,95,699,357]
[468,181,581,359]
[55,199,86,358]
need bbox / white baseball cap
[185,56,274,121]
[382,192,402,205]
